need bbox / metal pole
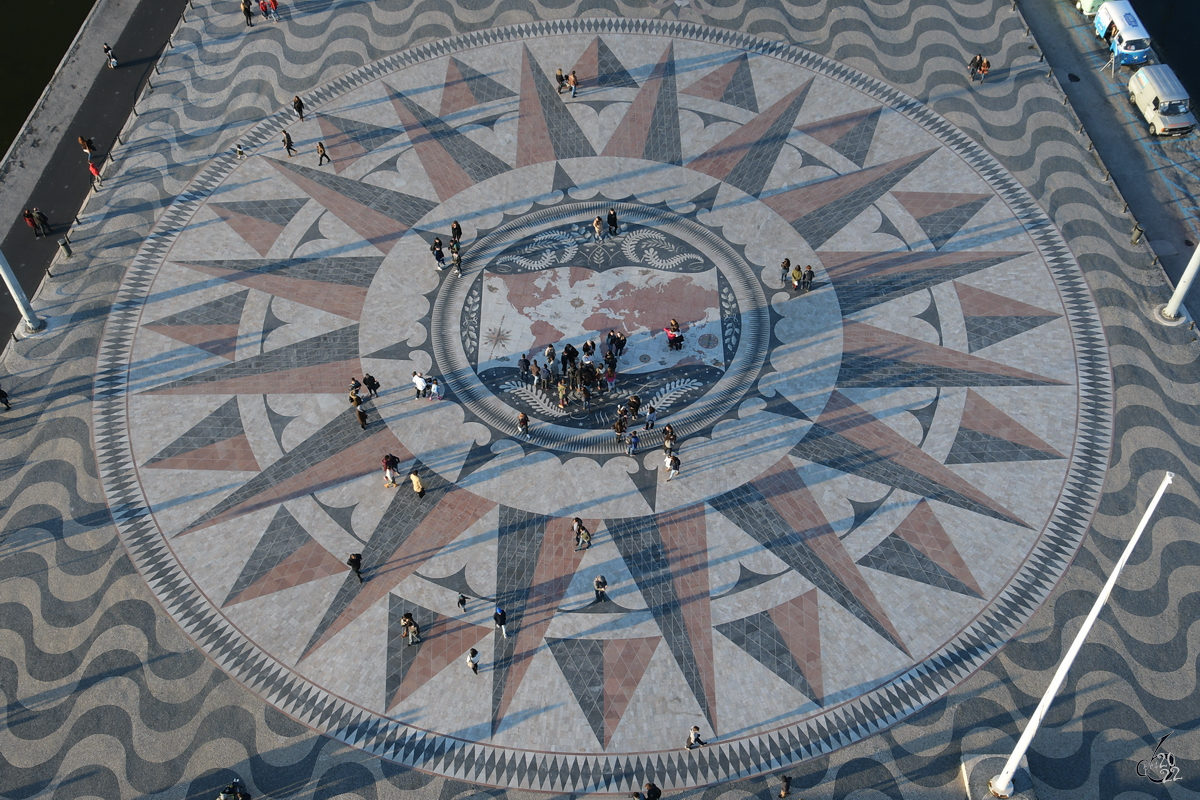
[988,472,1175,798]
[0,249,45,333]
[1162,244,1200,320]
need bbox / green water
[3,0,98,159]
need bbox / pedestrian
[632,783,662,800]
[88,160,102,187]
[78,136,95,160]
[236,144,246,159]
[555,68,567,94]
[382,453,400,487]
[317,141,330,166]
[494,606,508,638]
[581,385,592,410]
[612,416,627,443]
[780,257,791,283]
[347,552,364,582]
[450,220,463,243]
[685,725,707,750]
[544,343,556,369]
[102,43,118,67]
[605,367,616,393]
[662,424,676,454]
[557,379,568,409]
[401,612,421,645]
[530,361,542,389]
[567,70,579,98]
[349,376,363,393]
[0,386,10,410]
[790,263,803,292]
[452,250,463,275]
[518,354,531,383]
[968,54,982,81]
[282,130,296,157]
[572,518,590,549]
[429,378,442,401]
[410,468,425,498]
[259,0,270,22]
[593,575,608,602]
[457,594,468,611]
[356,406,369,429]
[592,215,604,242]
[666,453,681,481]
[363,373,380,398]
[517,411,531,438]
[349,387,362,407]
[627,430,640,456]
[644,406,656,430]
[613,330,627,357]
[292,95,305,121]
[22,210,38,239]
[431,237,446,269]
[240,1,253,26]
[412,371,427,399]
[978,57,990,83]
[268,0,280,19]
[628,394,641,419]
[466,648,479,674]
[803,264,814,291]
[607,208,619,236]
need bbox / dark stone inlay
[916,197,990,250]
[210,198,308,227]
[146,397,244,464]
[390,89,512,185]
[644,46,682,166]
[321,115,406,154]
[857,532,979,598]
[525,47,597,161]
[723,82,809,197]
[964,314,1059,353]
[715,611,820,704]
[147,289,249,328]
[223,506,312,605]
[176,256,384,288]
[272,159,439,229]
[946,429,1066,465]
[712,563,788,599]
[547,637,606,746]
[492,506,550,732]
[836,353,1062,389]
[447,56,518,105]
[594,37,639,89]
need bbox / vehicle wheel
[1129,91,1137,106]
[1150,124,1159,136]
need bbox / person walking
[605,366,616,393]
[644,406,656,431]
[0,386,11,410]
[685,725,707,750]
[592,215,604,243]
[661,424,676,454]
[607,208,619,237]
[88,160,102,188]
[968,54,983,81]
[627,430,640,456]
[412,371,427,399]
[363,373,380,398]
[493,607,508,638]
[517,411,531,438]
[409,468,425,498]
[572,518,590,550]
[666,453,681,481]
[431,237,446,269]
[450,220,463,244]
[457,594,468,612]
[347,553,364,582]
[22,210,39,239]
[978,57,990,83]
[428,378,442,401]
[401,612,421,645]
[355,406,369,429]
[78,136,96,160]
[240,1,253,26]
[803,264,815,291]
[236,144,247,159]
[268,0,281,20]
[466,648,479,674]
[259,0,271,23]
[382,453,400,488]
[555,68,567,94]
[790,262,803,292]
[102,43,118,67]
[282,130,296,157]
[349,387,362,408]
[292,95,305,121]
[567,70,579,98]
[316,141,330,166]
[593,575,608,602]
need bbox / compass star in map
[95,21,1110,792]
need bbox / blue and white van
[1094,2,1153,66]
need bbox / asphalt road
[0,0,188,340]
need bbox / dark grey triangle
[595,37,639,89]
[261,296,288,349]
[964,314,1059,353]
[914,290,941,340]
[390,89,511,185]
[176,256,384,288]
[147,290,248,330]
[525,47,596,160]
[628,462,657,512]
[386,595,440,707]
[724,81,810,196]
[448,57,517,105]
[210,198,308,227]
[844,493,891,537]
[294,214,327,251]
[720,54,758,113]
[830,108,881,168]
[834,253,1024,317]
[272,159,439,230]
[148,324,359,393]
[363,339,420,361]
[687,183,721,214]
[223,506,312,605]
[492,505,550,733]
[908,395,939,444]
[263,398,296,448]
[946,429,1064,466]
[644,47,682,166]
[456,438,501,485]
[546,638,606,746]
[715,612,819,704]
[322,115,405,154]
[789,424,1026,527]
[836,351,1061,389]
[146,397,244,465]
[915,197,991,250]
[857,532,978,598]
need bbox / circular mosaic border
[93,19,1113,792]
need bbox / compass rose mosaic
[94,20,1112,793]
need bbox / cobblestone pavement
[1,1,1199,799]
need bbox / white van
[1129,65,1196,136]
[1094,1,1153,66]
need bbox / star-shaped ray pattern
[891,191,990,250]
[796,107,882,168]
[440,56,517,117]
[790,390,1028,527]
[177,257,383,321]
[143,324,363,395]
[302,468,495,659]
[947,389,1065,464]
[686,80,812,196]
[608,505,717,730]
[711,457,909,656]
[492,511,587,733]
[839,321,1066,388]
[265,158,438,254]
[223,506,346,606]
[388,88,511,201]
[716,589,823,705]
[602,44,681,165]
[145,397,260,471]
[570,37,639,91]
[954,281,1061,352]
[143,290,248,360]
[681,52,758,113]
[858,500,983,598]
[386,595,492,710]
[181,407,409,534]
[209,199,308,256]
[548,636,660,747]
[516,46,596,167]
[760,150,935,249]
[316,115,406,173]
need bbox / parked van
[1094,1,1153,66]
[1129,65,1196,136]
[1076,0,1103,17]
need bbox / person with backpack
[382,454,399,488]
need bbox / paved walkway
[3,1,1199,799]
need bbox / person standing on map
[607,208,619,236]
